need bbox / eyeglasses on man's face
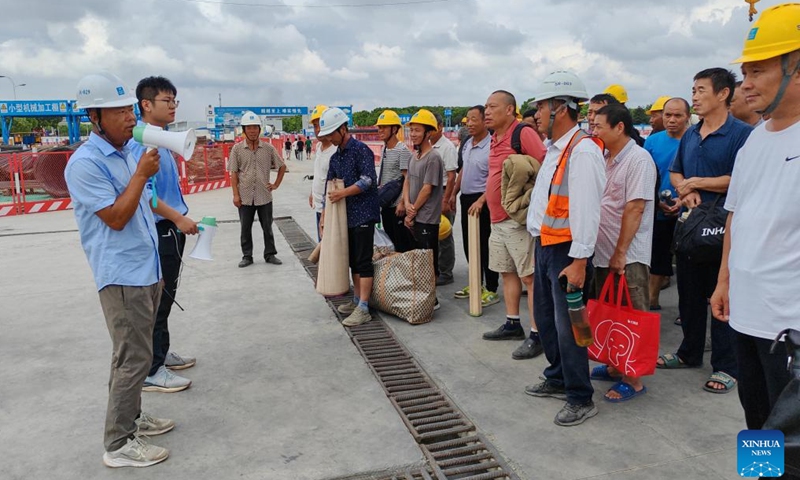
[152,98,179,108]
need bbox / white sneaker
[143,365,191,393]
[103,434,169,468]
[165,351,196,370]
[135,411,175,436]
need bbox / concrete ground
[0,152,744,480]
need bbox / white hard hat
[75,72,137,110]
[318,107,349,136]
[532,70,589,109]
[240,111,261,126]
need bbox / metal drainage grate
[276,217,518,480]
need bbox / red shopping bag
[586,274,660,377]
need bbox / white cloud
[0,0,782,119]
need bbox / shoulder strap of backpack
[511,122,534,155]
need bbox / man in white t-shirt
[431,112,459,286]
[307,105,336,240]
[711,4,800,433]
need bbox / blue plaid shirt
[326,137,381,228]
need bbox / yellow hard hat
[603,84,629,103]
[375,109,402,126]
[461,116,467,124]
[310,104,328,122]
[646,96,671,115]
[515,106,522,120]
[438,214,452,240]
[733,3,800,63]
[407,109,438,131]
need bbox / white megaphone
[189,216,217,261]
[133,124,196,160]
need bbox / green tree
[630,106,650,125]
[282,115,302,132]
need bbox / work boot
[512,337,544,360]
[143,366,191,393]
[482,322,525,341]
[238,257,254,268]
[102,435,169,468]
[135,412,175,436]
[165,351,196,370]
[554,401,598,427]
[265,255,283,265]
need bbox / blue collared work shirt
[128,121,189,222]
[65,132,161,291]
[326,137,381,228]
[669,114,752,204]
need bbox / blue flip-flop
[591,365,622,382]
[604,381,647,403]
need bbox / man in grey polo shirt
[590,104,657,402]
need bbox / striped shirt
[228,141,285,206]
[593,139,657,268]
[379,142,412,207]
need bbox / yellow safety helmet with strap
[375,110,402,126]
[310,104,328,122]
[733,3,800,115]
[603,84,629,104]
[407,109,438,131]
[646,96,671,115]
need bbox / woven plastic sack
[370,249,436,324]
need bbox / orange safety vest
[540,130,604,246]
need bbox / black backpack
[511,122,536,155]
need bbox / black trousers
[413,222,440,277]
[150,220,185,376]
[239,202,276,259]
[459,193,498,292]
[381,206,414,253]
[675,255,737,377]
[735,331,793,430]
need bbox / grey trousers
[98,282,161,452]
[438,211,456,281]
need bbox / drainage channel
[276,217,518,480]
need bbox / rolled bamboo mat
[316,179,350,296]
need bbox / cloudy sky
[0,0,776,121]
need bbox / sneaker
[482,323,525,341]
[337,302,357,315]
[265,255,283,265]
[135,412,175,436]
[554,401,598,426]
[165,352,195,371]
[143,365,191,393]
[512,337,544,360]
[524,381,567,400]
[481,289,500,308]
[453,286,470,299]
[342,308,372,327]
[238,257,253,268]
[103,435,169,468]
[433,298,441,311]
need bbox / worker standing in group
[375,109,414,252]
[308,105,336,240]
[319,107,382,326]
